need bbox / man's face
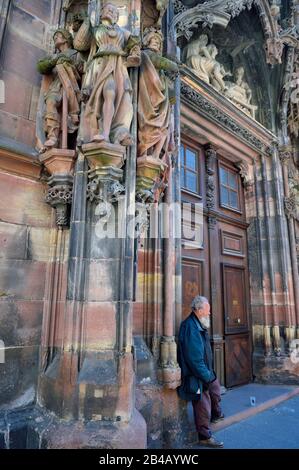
[101,4,118,24]
[196,302,211,328]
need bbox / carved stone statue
[138,28,178,160]
[36,29,82,151]
[225,66,257,118]
[74,3,140,146]
[184,34,229,92]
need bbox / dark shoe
[198,435,224,448]
[211,413,225,424]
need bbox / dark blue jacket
[177,312,216,401]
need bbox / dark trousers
[192,378,222,439]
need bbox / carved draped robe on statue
[36,49,82,151]
[76,22,134,145]
[138,50,171,159]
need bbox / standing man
[178,295,224,448]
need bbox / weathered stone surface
[0,172,52,227]
[13,0,52,23]
[8,4,46,49]
[86,260,121,302]
[0,299,42,347]
[83,302,117,350]
[0,259,46,300]
[0,346,39,408]
[1,30,44,86]
[0,221,28,260]
[0,70,33,119]
[136,385,188,449]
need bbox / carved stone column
[205,145,225,385]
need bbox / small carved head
[143,27,163,53]
[235,66,245,80]
[208,44,218,58]
[198,34,209,47]
[53,29,73,49]
[101,3,119,24]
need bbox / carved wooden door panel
[223,265,248,333]
[225,334,252,387]
[222,264,252,387]
[182,259,203,321]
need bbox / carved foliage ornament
[181,82,270,154]
[172,0,254,40]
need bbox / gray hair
[191,295,209,311]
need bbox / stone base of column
[0,404,146,449]
[157,336,181,389]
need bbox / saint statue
[138,27,178,160]
[36,29,82,151]
[184,34,230,92]
[225,66,257,118]
[74,2,140,146]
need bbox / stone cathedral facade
[0,0,298,449]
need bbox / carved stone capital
[208,216,217,230]
[284,195,297,219]
[279,146,292,165]
[39,149,76,227]
[46,178,73,226]
[235,160,254,189]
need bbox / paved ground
[219,383,297,418]
[213,395,299,449]
[186,384,299,449]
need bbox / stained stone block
[88,232,122,260]
[0,221,27,260]
[0,300,41,349]
[0,110,18,141]
[27,227,52,261]
[0,70,33,119]
[83,302,117,350]
[0,346,39,408]
[13,0,52,23]
[0,172,52,227]
[0,259,46,300]
[9,5,46,49]
[1,30,44,86]
[86,259,121,302]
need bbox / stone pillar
[30,0,147,449]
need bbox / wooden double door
[181,223,252,388]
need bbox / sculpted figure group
[184,34,257,119]
[37,2,176,165]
